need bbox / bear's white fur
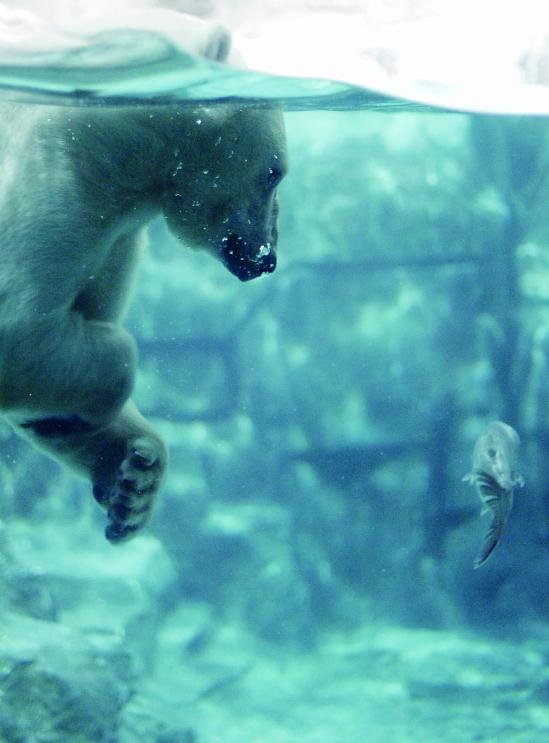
[0,24,287,543]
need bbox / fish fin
[462,472,474,484]
[473,489,513,569]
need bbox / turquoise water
[1,22,549,743]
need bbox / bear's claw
[95,436,166,544]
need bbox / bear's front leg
[15,400,167,543]
[0,310,137,427]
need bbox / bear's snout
[221,234,277,281]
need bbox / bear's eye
[267,166,283,189]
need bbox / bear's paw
[93,436,167,544]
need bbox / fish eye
[488,447,496,458]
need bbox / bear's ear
[202,23,232,63]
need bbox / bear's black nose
[259,251,277,274]
[222,235,277,281]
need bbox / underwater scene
[1,2,549,742]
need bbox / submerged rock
[5,522,175,666]
[0,613,135,743]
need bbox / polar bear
[0,20,287,543]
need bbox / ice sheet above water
[1,2,549,114]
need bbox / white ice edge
[0,6,549,114]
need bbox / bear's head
[162,105,287,281]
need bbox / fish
[463,421,524,569]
